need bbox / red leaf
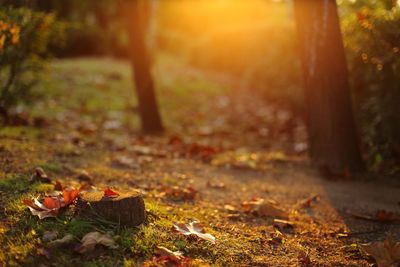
[43,197,62,209]
[104,188,119,198]
[63,189,79,206]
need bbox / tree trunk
[293,0,364,172]
[126,0,164,133]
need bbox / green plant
[0,7,63,123]
[341,1,400,172]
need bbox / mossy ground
[0,56,399,266]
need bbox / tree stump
[76,191,145,226]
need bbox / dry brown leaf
[296,194,319,209]
[23,187,79,219]
[23,198,59,219]
[242,198,288,219]
[361,235,400,267]
[163,186,197,200]
[298,250,311,266]
[112,156,140,169]
[76,232,118,254]
[224,204,237,213]
[353,209,400,223]
[30,167,51,183]
[206,181,226,189]
[273,219,295,231]
[37,247,51,259]
[131,145,152,155]
[144,246,192,267]
[156,246,185,262]
[42,231,58,242]
[173,221,216,244]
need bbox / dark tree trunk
[293,0,364,172]
[126,0,163,134]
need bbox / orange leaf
[63,189,79,206]
[104,188,119,198]
[43,197,62,209]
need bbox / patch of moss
[0,127,41,139]
[39,162,64,174]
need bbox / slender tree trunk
[126,0,163,133]
[293,0,364,172]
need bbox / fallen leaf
[131,145,152,155]
[42,231,58,242]
[102,119,122,130]
[156,246,185,262]
[224,204,237,213]
[112,156,139,169]
[353,209,400,223]
[23,198,59,219]
[168,135,184,146]
[361,235,400,267]
[211,151,258,170]
[63,188,79,205]
[143,254,192,267]
[37,247,51,259]
[76,232,118,253]
[242,198,288,219]
[173,221,216,243]
[162,186,197,200]
[30,167,51,183]
[267,231,284,246]
[298,250,311,266]
[296,194,319,209]
[23,187,79,219]
[273,219,295,230]
[48,234,75,247]
[227,214,241,221]
[188,143,218,161]
[104,188,119,198]
[43,196,62,210]
[145,246,193,267]
[375,210,400,222]
[206,181,226,189]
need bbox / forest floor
[1,57,399,267]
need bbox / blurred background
[0,0,399,173]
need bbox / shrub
[0,7,63,123]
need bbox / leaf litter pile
[1,58,400,266]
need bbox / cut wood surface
[76,191,145,226]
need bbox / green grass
[0,174,252,266]
[0,175,173,266]
[32,55,227,132]
[0,127,41,139]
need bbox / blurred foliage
[0,7,64,122]
[340,0,400,172]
